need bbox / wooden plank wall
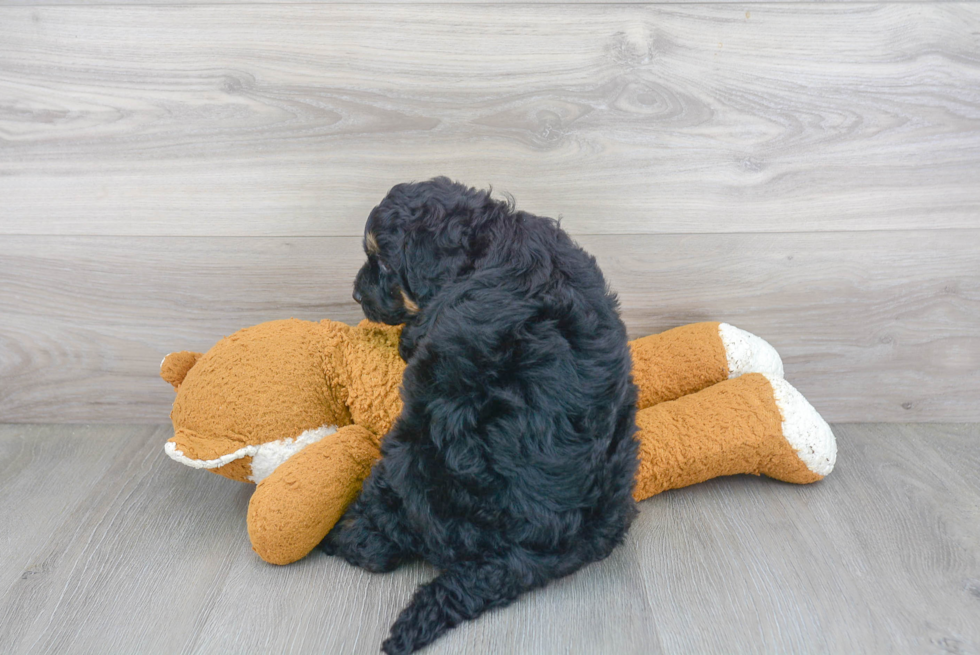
[1,4,978,423]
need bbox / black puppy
[321,178,639,654]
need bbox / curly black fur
[321,178,639,654]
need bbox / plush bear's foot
[765,374,836,479]
[630,322,785,410]
[632,372,836,500]
[719,323,784,379]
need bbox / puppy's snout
[352,288,363,304]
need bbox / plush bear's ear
[160,351,203,390]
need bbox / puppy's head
[353,177,505,324]
[352,226,420,325]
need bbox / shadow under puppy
[320,177,639,654]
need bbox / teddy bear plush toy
[161,319,836,566]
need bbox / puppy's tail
[382,559,533,654]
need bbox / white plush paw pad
[247,424,338,483]
[719,323,785,379]
[164,423,338,483]
[164,440,256,470]
[766,375,837,476]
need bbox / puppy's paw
[398,329,419,361]
[326,516,407,573]
[316,534,337,556]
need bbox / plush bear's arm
[629,322,783,410]
[247,424,382,565]
[632,372,836,501]
[334,321,407,437]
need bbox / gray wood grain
[0,424,141,650]
[1,5,978,236]
[1,423,977,654]
[0,425,254,653]
[627,422,980,654]
[2,230,977,424]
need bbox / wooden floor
[1,423,978,654]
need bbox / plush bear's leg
[632,372,836,501]
[629,322,783,410]
[319,458,421,573]
[247,424,380,565]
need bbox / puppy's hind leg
[381,558,536,655]
[319,463,418,573]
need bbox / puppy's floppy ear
[392,178,502,304]
[401,225,443,306]
[402,220,481,304]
